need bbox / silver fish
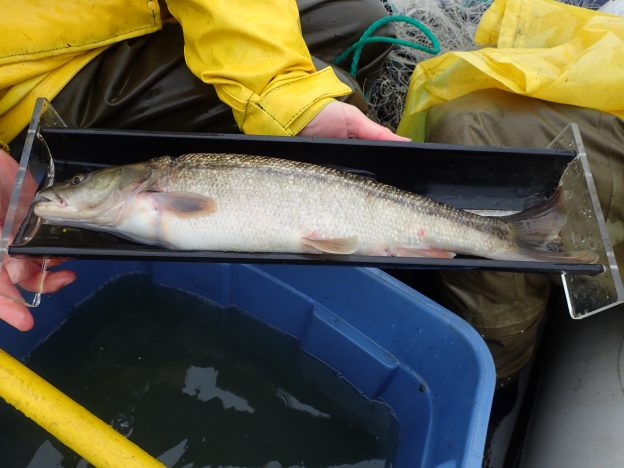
[33,153,595,262]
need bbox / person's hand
[0,149,76,331]
[299,101,411,141]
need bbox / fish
[33,153,596,262]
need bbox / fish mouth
[35,190,66,206]
[33,191,70,218]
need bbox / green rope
[333,15,441,77]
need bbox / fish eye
[71,174,86,185]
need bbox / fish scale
[157,153,497,255]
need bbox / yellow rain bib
[0,0,162,145]
[398,0,624,140]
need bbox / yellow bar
[0,348,163,467]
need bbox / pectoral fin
[151,192,217,217]
[302,235,358,254]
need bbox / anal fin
[392,246,456,259]
[302,235,358,254]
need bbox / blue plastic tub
[0,261,495,467]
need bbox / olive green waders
[425,89,624,379]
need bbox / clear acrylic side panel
[549,124,624,319]
[0,98,66,307]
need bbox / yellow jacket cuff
[168,0,353,136]
[237,67,352,136]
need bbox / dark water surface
[0,274,398,467]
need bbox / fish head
[34,162,156,226]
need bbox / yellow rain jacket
[398,0,624,140]
[0,0,351,146]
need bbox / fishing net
[363,0,491,129]
[364,0,605,130]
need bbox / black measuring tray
[8,127,602,276]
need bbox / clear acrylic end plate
[550,124,624,319]
[0,98,66,307]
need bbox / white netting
[364,0,490,129]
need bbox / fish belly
[123,157,505,256]
[150,191,433,254]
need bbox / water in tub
[0,273,398,467]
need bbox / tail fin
[503,189,599,264]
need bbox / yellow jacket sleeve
[165,0,352,136]
[0,0,162,146]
